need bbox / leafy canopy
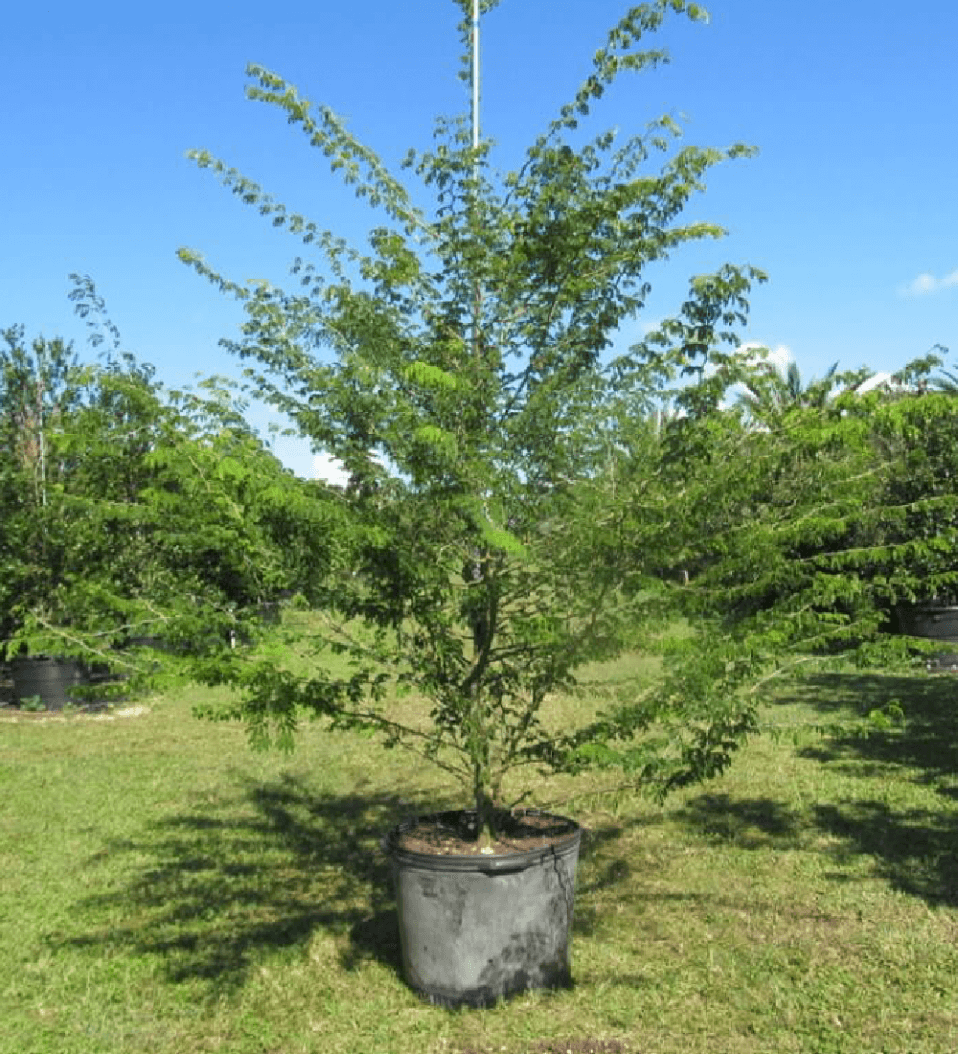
[179,0,766,829]
[0,292,343,687]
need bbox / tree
[179,0,766,837]
[0,325,82,505]
[925,345,956,394]
[864,384,958,608]
[0,326,84,649]
[629,348,958,716]
[735,354,845,423]
[1,308,344,688]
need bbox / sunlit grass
[3,631,958,1053]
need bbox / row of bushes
[649,357,958,668]
[0,322,344,694]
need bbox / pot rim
[897,601,958,612]
[384,807,582,873]
[9,654,89,670]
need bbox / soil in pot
[385,809,582,1007]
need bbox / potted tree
[0,324,95,707]
[0,308,343,708]
[877,385,958,666]
[181,0,766,1005]
[663,354,958,684]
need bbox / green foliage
[0,300,345,692]
[0,324,83,645]
[645,354,958,702]
[483,340,947,805]
[180,0,767,830]
[735,354,844,421]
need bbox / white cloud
[717,343,795,411]
[313,452,351,487]
[900,269,958,296]
[738,342,794,371]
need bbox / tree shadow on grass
[779,670,958,782]
[676,793,805,850]
[677,788,958,906]
[53,775,634,998]
[570,815,669,938]
[675,670,958,907]
[56,773,412,997]
[789,672,958,906]
[812,798,958,906]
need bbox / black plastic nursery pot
[384,809,582,1007]
[896,603,958,668]
[10,656,90,710]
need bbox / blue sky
[2,0,955,478]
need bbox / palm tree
[736,358,840,423]
[931,369,958,394]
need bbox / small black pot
[897,603,958,639]
[10,656,90,710]
[383,809,581,1007]
[896,603,958,668]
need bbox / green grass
[3,655,958,1053]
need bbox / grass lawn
[3,649,958,1053]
